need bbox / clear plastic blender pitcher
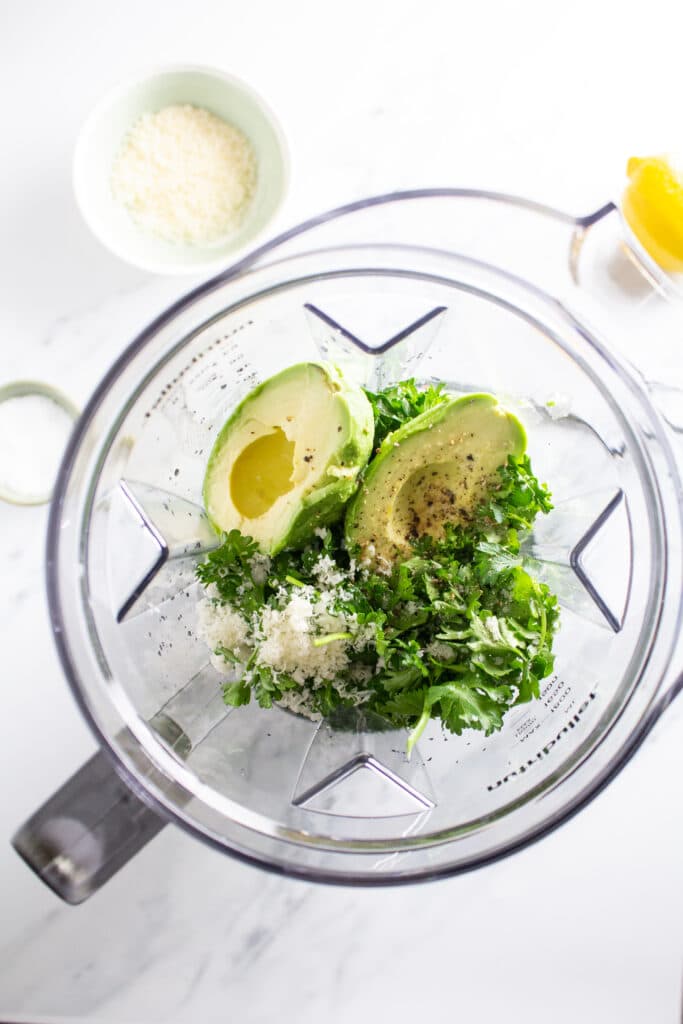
[13,191,683,902]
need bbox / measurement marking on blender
[143,320,255,418]
[487,692,597,791]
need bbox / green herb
[363,378,449,448]
[196,529,264,613]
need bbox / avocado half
[203,362,374,554]
[345,393,526,566]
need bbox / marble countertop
[2,1,683,1021]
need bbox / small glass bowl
[0,381,79,506]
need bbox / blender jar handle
[12,749,165,904]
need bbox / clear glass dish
[13,191,683,901]
[0,381,78,505]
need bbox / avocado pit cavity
[230,427,295,519]
[392,458,481,542]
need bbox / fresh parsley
[363,378,449,448]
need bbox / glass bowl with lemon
[621,154,683,287]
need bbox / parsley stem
[406,698,432,758]
[285,574,305,587]
[532,579,547,649]
[538,601,547,649]
[312,632,353,647]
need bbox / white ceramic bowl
[73,65,289,275]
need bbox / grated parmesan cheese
[195,553,378,720]
[111,104,257,246]
[311,554,347,589]
[275,688,322,722]
[248,552,272,585]
[426,640,455,661]
[545,392,572,421]
[255,587,353,684]
[196,587,251,669]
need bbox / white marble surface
[2,1,683,1021]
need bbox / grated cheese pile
[111,104,257,246]
[196,553,375,721]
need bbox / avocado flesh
[345,393,526,567]
[203,362,374,554]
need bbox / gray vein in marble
[176,955,211,1011]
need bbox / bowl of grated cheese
[73,64,289,275]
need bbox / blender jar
[13,191,683,902]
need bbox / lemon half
[622,155,683,273]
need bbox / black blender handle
[12,749,165,904]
